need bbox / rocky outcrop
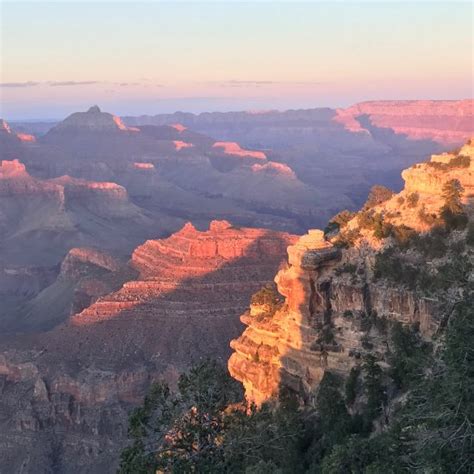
[334,100,474,145]
[362,139,474,231]
[48,105,139,134]
[228,230,440,406]
[229,230,341,405]
[228,141,474,406]
[0,119,36,143]
[212,141,267,160]
[251,161,297,178]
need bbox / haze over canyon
[0,97,472,472]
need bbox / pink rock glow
[333,99,474,144]
[212,141,266,160]
[170,123,187,132]
[112,115,139,132]
[173,140,194,151]
[133,162,155,169]
[0,159,27,177]
[16,133,36,143]
[251,161,296,178]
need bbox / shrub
[345,366,361,405]
[418,205,438,226]
[334,228,361,248]
[440,179,467,230]
[466,222,474,246]
[330,209,355,228]
[364,185,394,210]
[251,284,282,308]
[406,192,419,208]
[389,322,431,389]
[449,154,470,167]
[335,263,357,276]
[426,154,470,170]
[362,355,386,422]
[391,224,417,248]
[357,211,393,239]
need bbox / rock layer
[334,100,474,144]
[0,221,297,473]
[228,142,474,406]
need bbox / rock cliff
[48,105,138,133]
[334,100,474,145]
[229,140,474,405]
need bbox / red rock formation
[251,161,296,178]
[334,100,474,144]
[16,133,36,143]
[170,123,187,132]
[133,162,155,169]
[173,140,194,151]
[71,220,297,331]
[0,119,12,134]
[213,141,267,160]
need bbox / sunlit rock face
[358,139,474,232]
[173,139,194,150]
[229,228,441,406]
[229,230,342,405]
[251,161,297,178]
[0,221,297,473]
[228,140,474,406]
[334,100,474,145]
[48,105,138,133]
[0,119,12,134]
[0,160,161,267]
[212,141,267,160]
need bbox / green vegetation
[251,284,283,317]
[440,179,468,230]
[120,296,472,473]
[357,211,393,239]
[333,228,361,248]
[388,322,431,390]
[426,154,470,170]
[325,209,355,235]
[418,205,438,226]
[363,185,394,210]
[334,263,357,277]
[467,222,474,246]
[344,366,360,405]
[374,232,472,294]
[406,192,419,208]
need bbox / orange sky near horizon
[1,1,472,119]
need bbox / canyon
[0,221,296,473]
[0,103,473,473]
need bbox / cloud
[0,81,40,88]
[48,80,100,87]
[216,80,328,88]
[1,80,158,88]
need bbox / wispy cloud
[0,81,40,88]
[48,80,100,87]
[1,80,159,88]
[215,80,328,88]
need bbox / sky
[1,1,472,120]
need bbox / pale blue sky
[1,1,472,119]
